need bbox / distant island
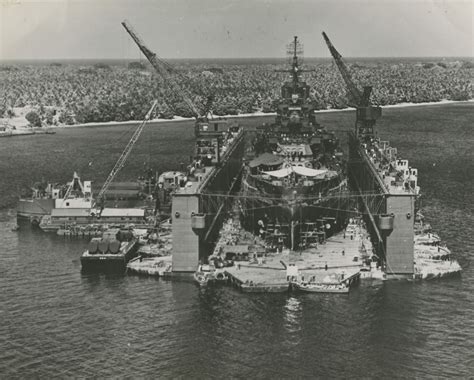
[0,58,472,129]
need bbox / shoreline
[71,98,474,128]
[1,99,473,134]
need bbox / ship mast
[275,36,309,89]
[288,36,304,88]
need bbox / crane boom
[121,20,201,119]
[322,32,365,106]
[95,100,158,207]
[322,32,381,139]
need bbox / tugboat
[241,36,348,249]
[17,172,93,226]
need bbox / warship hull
[239,189,354,249]
[240,165,350,249]
[17,198,56,225]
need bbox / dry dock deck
[225,228,368,293]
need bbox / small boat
[193,264,228,286]
[127,255,172,276]
[193,270,211,286]
[415,244,452,260]
[414,232,441,246]
[414,258,462,280]
[292,270,360,293]
[293,281,349,293]
[359,262,387,280]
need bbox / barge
[18,171,156,229]
[80,230,139,272]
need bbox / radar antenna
[276,36,314,87]
[287,36,304,83]
[322,32,381,139]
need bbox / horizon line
[1,55,473,62]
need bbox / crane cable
[94,99,158,210]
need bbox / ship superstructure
[240,37,348,250]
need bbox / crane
[94,100,158,210]
[322,32,381,140]
[121,20,202,120]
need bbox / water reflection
[284,296,302,334]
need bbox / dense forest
[0,59,472,126]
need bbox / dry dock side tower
[121,20,246,272]
[349,134,418,277]
[323,32,418,278]
[171,120,245,272]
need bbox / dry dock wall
[385,195,414,275]
[172,195,200,272]
[171,132,245,272]
[348,132,415,277]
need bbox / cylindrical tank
[98,239,109,254]
[378,214,394,230]
[191,214,206,229]
[118,230,133,242]
[88,240,99,254]
[108,240,120,254]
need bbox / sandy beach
[1,98,473,136]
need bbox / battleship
[240,36,349,251]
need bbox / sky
[0,0,472,59]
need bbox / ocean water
[0,103,472,378]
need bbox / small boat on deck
[193,264,228,286]
[294,281,349,293]
[292,271,360,293]
[414,232,441,246]
[127,255,172,276]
